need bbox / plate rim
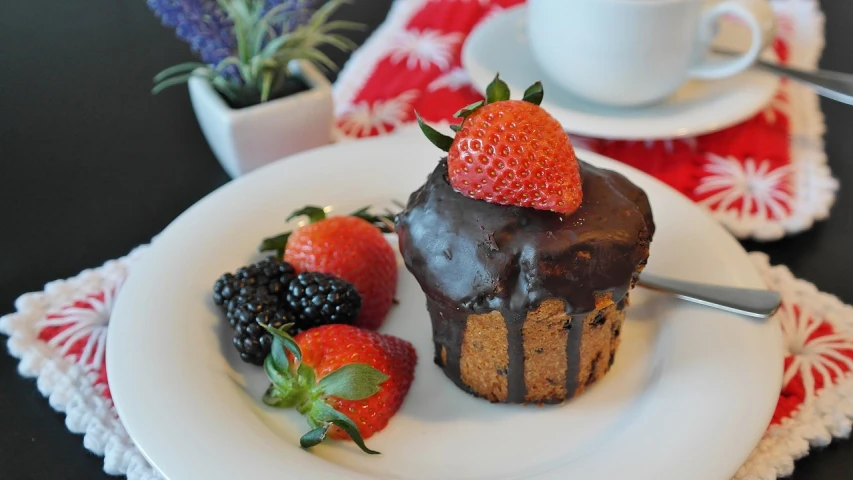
[107,131,782,480]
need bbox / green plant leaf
[453,100,484,119]
[299,424,330,448]
[152,62,207,83]
[259,35,291,60]
[258,232,290,256]
[260,70,274,102]
[307,0,347,30]
[317,20,365,35]
[214,56,242,73]
[485,73,510,103]
[259,0,300,27]
[450,124,461,132]
[292,47,338,72]
[316,364,388,400]
[151,72,202,95]
[415,111,453,152]
[287,205,327,223]
[314,33,358,53]
[522,81,544,106]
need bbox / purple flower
[147,0,314,67]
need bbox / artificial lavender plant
[148,0,360,108]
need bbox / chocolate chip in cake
[590,310,607,327]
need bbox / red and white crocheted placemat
[2,250,852,480]
[333,0,838,241]
[2,1,850,479]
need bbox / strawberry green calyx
[259,323,388,455]
[259,204,395,256]
[485,74,510,103]
[416,73,545,152]
[522,81,544,106]
[287,205,328,223]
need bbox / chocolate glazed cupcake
[396,159,655,404]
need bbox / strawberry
[260,323,417,454]
[260,206,398,330]
[417,74,583,215]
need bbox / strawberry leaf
[262,385,302,408]
[453,100,484,119]
[260,322,302,363]
[305,401,381,454]
[267,337,290,374]
[287,205,327,223]
[299,424,330,449]
[485,73,510,103]
[416,111,453,152]
[349,206,396,233]
[450,124,461,132]
[522,81,544,106]
[328,419,381,454]
[316,363,389,400]
[296,361,316,390]
[258,232,290,256]
[264,354,289,386]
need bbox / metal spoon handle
[637,273,782,319]
[756,61,853,105]
[713,47,853,105]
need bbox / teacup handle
[688,0,776,80]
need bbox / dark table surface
[2,1,852,479]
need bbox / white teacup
[527,0,777,107]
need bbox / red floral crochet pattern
[333,0,837,241]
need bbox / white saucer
[108,131,781,480]
[462,5,780,140]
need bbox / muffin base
[429,294,628,404]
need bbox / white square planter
[188,61,334,178]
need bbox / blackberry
[232,307,296,365]
[212,257,298,365]
[212,257,296,311]
[226,288,278,329]
[286,272,362,330]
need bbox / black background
[1,1,851,478]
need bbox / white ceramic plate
[462,5,780,140]
[108,130,782,480]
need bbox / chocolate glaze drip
[397,159,654,402]
[564,314,583,402]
